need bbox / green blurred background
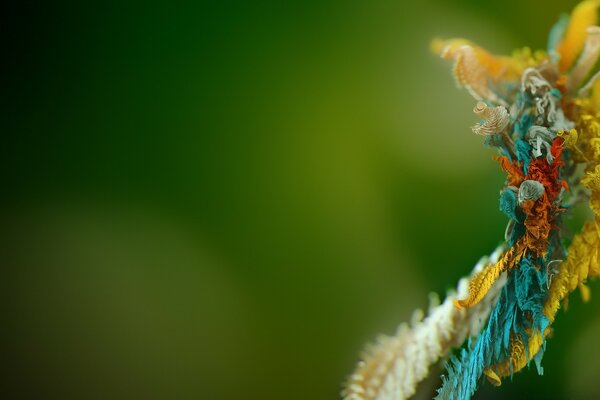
[4,1,600,399]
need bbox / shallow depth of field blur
[5,1,600,399]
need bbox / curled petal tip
[430,38,445,55]
[483,368,501,387]
[452,299,464,310]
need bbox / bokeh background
[5,0,600,399]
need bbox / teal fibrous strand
[513,95,534,172]
[437,218,564,400]
[436,255,550,400]
[514,113,534,138]
[516,139,532,174]
[513,96,535,174]
[436,276,519,400]
[513,92,534,137]
[499,189,518,221]
[437,216,562,399]
[513,256,549,336]
[499,189,526,228]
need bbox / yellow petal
[485,331,544,384]
[544,220,600,325]
[557,0,600,72]
[483,368,501,386]
[454,259,505,310]
[579,282,591,301]
[454,242,526,310]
